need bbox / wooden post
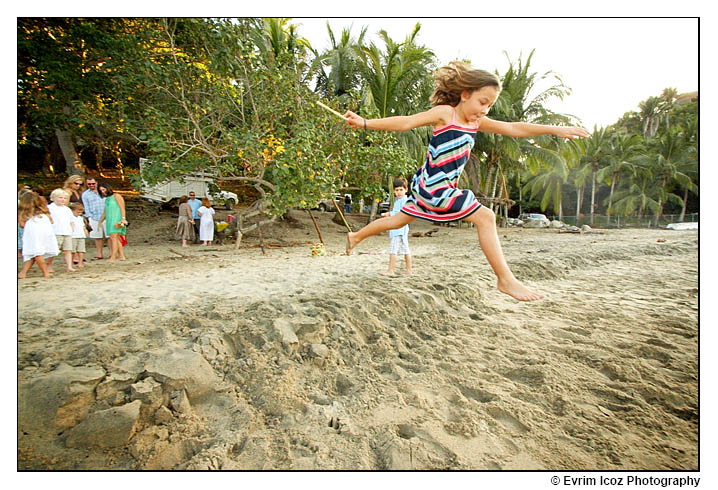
[332,199,352,233]
[235,216,243,249]
[257,220,266,255]
[307,210,325,245]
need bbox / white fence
[549,213,698,228]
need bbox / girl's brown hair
[201,198,211,208]
[430,61,501,107]
[18,192,52,225]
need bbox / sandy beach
[17,202,698,470]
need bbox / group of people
[17,175,128,279]
[176,192,215,247]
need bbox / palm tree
[353,22,435,163]
[320,23,367,98]
[676,114,698,221]
[473,49,576,210]
[522,142,576,219]
[577,126,612,225]
[251,18,309,62]
[638,96,662,139]
[354,23,434,118]
[609,164,662,224]
[597,131,643,226]
[659,87,678,131]
[644,127,693,226]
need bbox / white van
[138,158,238,210]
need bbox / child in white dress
[47,188,76,273]
[18,192,59,278]
[198,198,215,246]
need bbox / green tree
[17,18,145,175]
[596,131,644,226]
[486,50,579,215]
[644,127,694,226]
[316,23,367,98]
[609,164,662,222]
[353,23,436,165]
[108,18,413,229]
[638,96,662,139]
[577,126,612,225]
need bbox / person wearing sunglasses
[63,174,85,205]
[81,177,107,259]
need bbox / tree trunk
[489,169,500,211]
[55,128,84,176]
[679,187,688,222]
[590,170,597,226]
[484,164,494,196]
[368,200,378,223]
[654,176,667,227]
[576,186,583,225]
[96,145,105,177]
[607,173,617,226]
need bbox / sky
[293,17,698,131]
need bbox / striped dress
[401,110,482,223]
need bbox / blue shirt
[188,198,202,219]
[81,189,106,221]
[389,195,409,239]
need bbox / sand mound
[17,208,698,470]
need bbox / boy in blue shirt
[381,178,412,275]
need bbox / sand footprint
[486,406,530,434]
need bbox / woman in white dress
[197,198,215,246]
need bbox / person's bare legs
[346,213,415,255]
[464,206,543,301]
[108,235,118,261]
[95,238,104,259]
[404,254,413,274]
[46,256,55,274]
[64,250,77,272]
[18,258,34,279]
[111,235,126,260]
[381,254,397,275]
[35,256,50,277]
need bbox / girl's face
[393,186,407,198]
[459,86,499,123]
[53,195,67,206]
[73,208,83,216]
[99,186,107,196]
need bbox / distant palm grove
[18,18,698,225]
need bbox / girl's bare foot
[380,270,395,276]
[18,272,26,279]
[67,267,77,272]
[47,267,55,273]
[346,232,358,255]
[497,277,544,301]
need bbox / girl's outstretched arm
[478,117,590,139]
[343,106,451,132]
